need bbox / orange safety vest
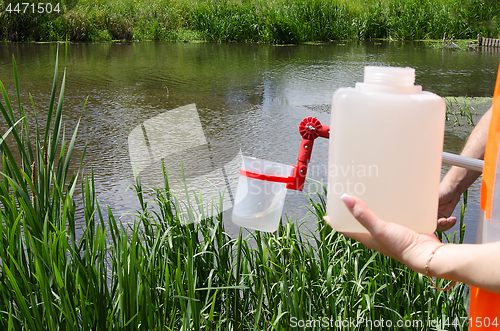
[469,63,500,329]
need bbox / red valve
[298,116,330,140]
[299,117,321,140]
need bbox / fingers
[323,215,331,226]
[324,209,378,252]
[341,231,376,248]
[340,193,386,235]
[436,217,457,232]
[325,194,442,273]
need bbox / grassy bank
[0,0,499,43]
[0,53,471,329]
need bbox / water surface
[0,41,498,242]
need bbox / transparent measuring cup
[232,156,293,232]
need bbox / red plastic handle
[239,118,329,191]
[286,117,330,191]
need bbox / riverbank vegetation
[0,54,471,329]
[0,0,499,43]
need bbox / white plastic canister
[326,66,445,233]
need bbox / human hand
[324,194,443,274]
[436,180,460,231]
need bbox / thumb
[340,194,386,234]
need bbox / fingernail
[340,193,355,208]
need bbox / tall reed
[0,52,470,329]
[1,0,499,42]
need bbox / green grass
[445,96,479,126]
[0,51,471,329]
[0,0,499,43]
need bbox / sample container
[326,66,446,233]
[232,156,293,232]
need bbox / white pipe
[442,152,484,172]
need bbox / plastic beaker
[232,156,293,232]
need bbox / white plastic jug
[232,156,293,232]
[326,66,445,233]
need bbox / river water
[0,41,498,242]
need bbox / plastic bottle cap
[363,66,415,87]
[356,66,421,94]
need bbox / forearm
[427,242,500,293]
[460,106,491,160]
[440,167,482,198]
[441,106,492,194]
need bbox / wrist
[426,243,470,280]
[425,244,454,278]
[425,243,456,291]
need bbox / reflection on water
[0,41,497,241]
